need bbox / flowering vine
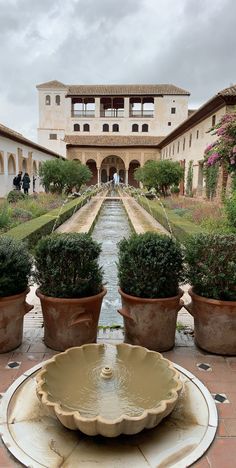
[204,113,236,172]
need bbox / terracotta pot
[0,288,33,353]
[186,288,236,355]
[118,288,184,352]
[36,288,107,351]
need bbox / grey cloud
[73,0,144,24]
[0,0,235,139]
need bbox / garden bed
[2,195,90,248]
[135,196,205,244]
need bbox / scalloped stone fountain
[36,343,182,437]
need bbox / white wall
[160,106,227,193]
[0,135,60,198]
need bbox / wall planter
[118,288,184,351]
[186,288,236,355]
[36,288,106,351]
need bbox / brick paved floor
[0,316,235,467]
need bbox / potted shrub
[117,232,184,351]
[0,236,33,353]
[35,233,106,351]
[184,233,236,355]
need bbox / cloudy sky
[0,0,235,141]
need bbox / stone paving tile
[192,456,211,467]
[206,438,236,468]
[0,326,236,467]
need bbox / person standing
[22,172,31,195]
[113,172,119,185]
[13,171,22,190]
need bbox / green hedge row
[4,195,91,248]
[136,196,204,244]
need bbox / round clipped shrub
[117,232,184,298]
[34,233,104,298]
[184,233,236,300]
[7,190,26,203]
[0,236,32,297]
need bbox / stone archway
[22,158,27,173]
[86,159,97,186]
[8,154,16,175]
[101,169,107,183]
[32,160,37,175]
[100,155,125,183]
[128,159,140,187]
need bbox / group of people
[13,171,35,194]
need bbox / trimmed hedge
[136,196,204,244]
[4,195,90,248]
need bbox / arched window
[132,124,139,132]
[74,124,80,132]
[33,160,37,175]
[55,95,60,105]
[103,124,109,132]
[45,95,51,105]
[83,124,90,132]
[8,154,16,175]
[142,124,148,132]
[112,124,119,132]
[22,158,27,172]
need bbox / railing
[100,109,124,118]
[71,110,95,118]
[129,110,154,118]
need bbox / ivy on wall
[204,163,219,200]
[186,160,193,197]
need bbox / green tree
[134,160,184,196]
[39,159,92,194]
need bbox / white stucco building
[36,81,190,185]
[0,123,63,198]
[36,80,236,194]
[158,84,236,195]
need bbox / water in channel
[91,199,132,326]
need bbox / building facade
[0,123,63,198]
[158,85,236,196]
[36,81,190,185]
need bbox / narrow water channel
[91,199,132,326]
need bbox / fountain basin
[36,343,182,437]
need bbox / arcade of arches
[86,156,140,187]
[68,147,160,187]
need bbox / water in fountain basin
[91,199,132,326]
[45,344,177,420]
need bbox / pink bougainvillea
[204,112,236,172]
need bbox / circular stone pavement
[0,361,217,467]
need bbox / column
[125,168,129,185]
[97,167,100,186]
[124,97,129,118]
[95,98,100,118]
